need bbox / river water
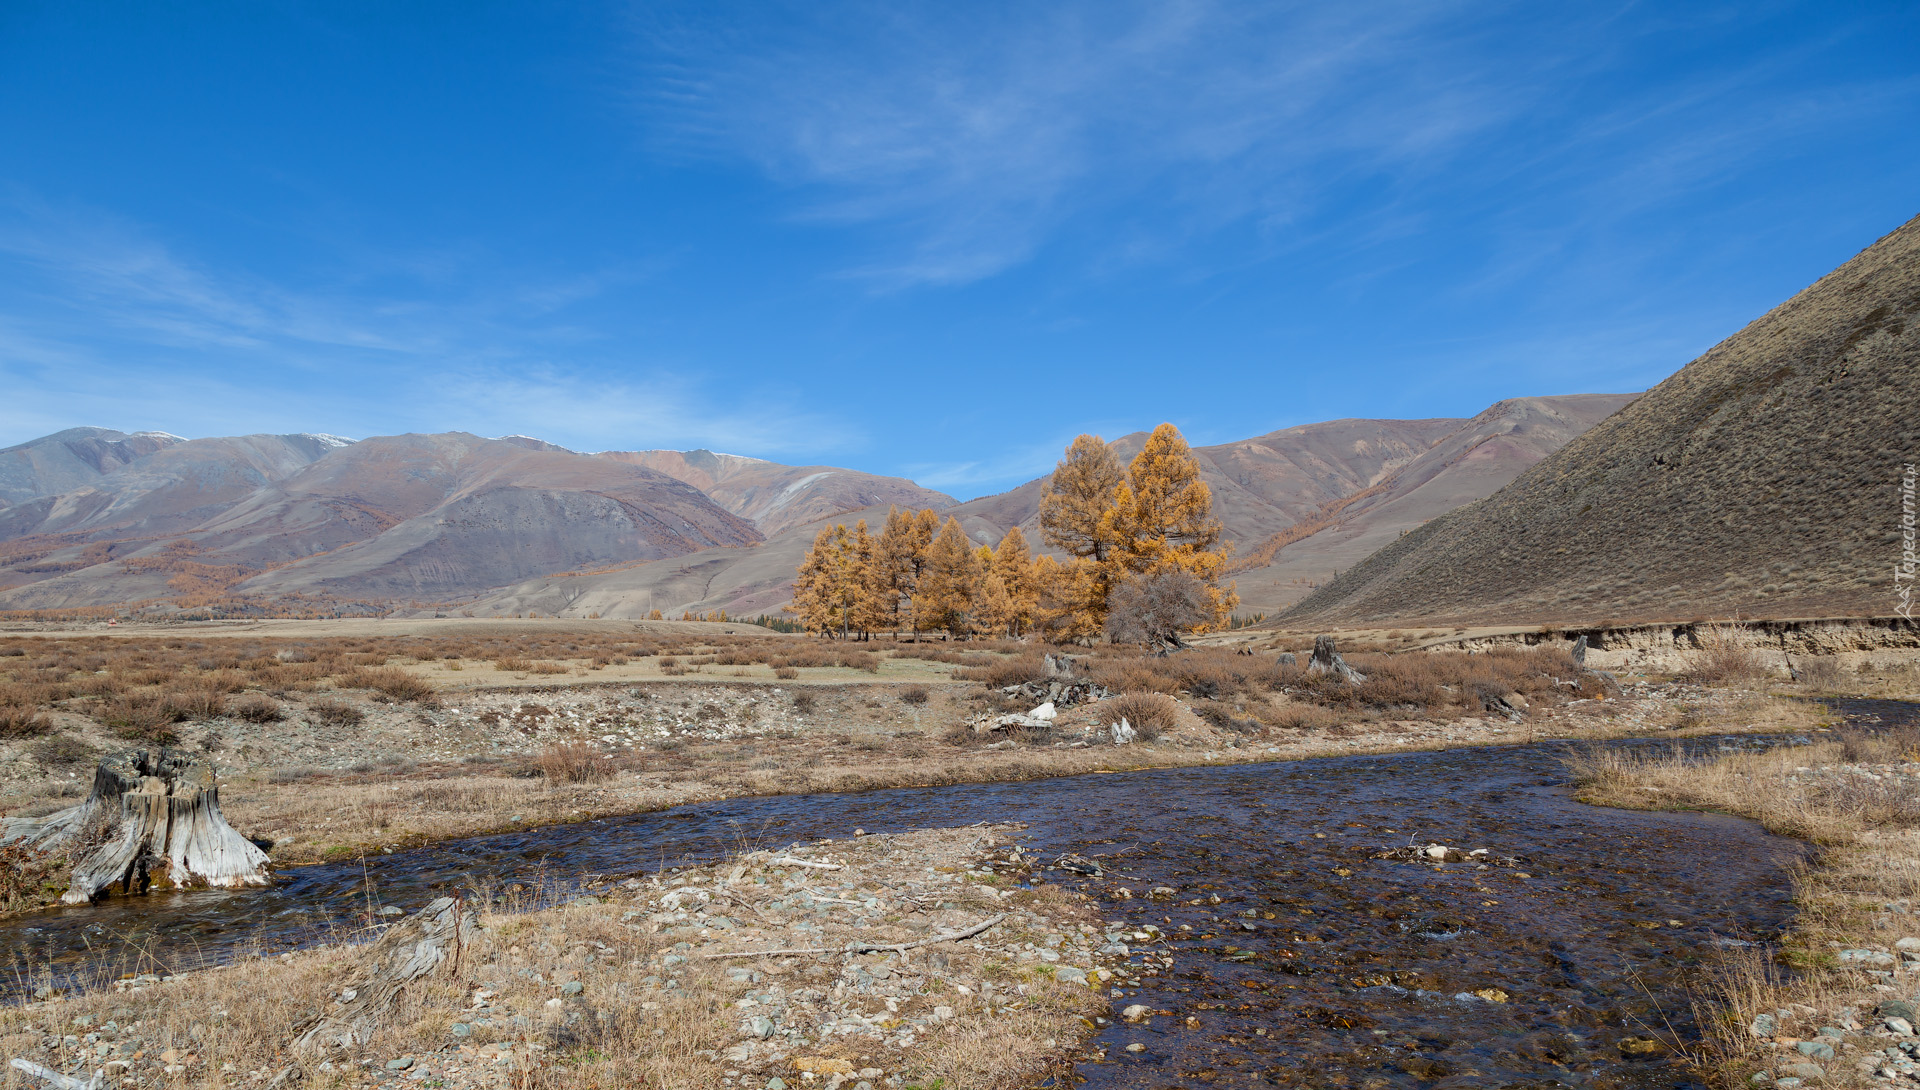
[4,719,1866,1088]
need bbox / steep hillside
[0,433,351,544]
[0,427,186,504]
[0,434,761,609]
[1283,214,1920,627]
[1229,394,1635,611]
[596,449,954,536]
[948,418,1469,548]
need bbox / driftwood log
[294,896,476,1053]
[1306,636,1367,683]
[0,748,270,904]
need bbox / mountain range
[0,391,1629,618]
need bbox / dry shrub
[0,704,51,738]
[525,661,569,675]
[1265,703,1344,732]
[838,649,881,673]
[1794,656,1843,688]
[230,692,284,723]
[792,691,817,714]
[91,692,187,743]
[344,666,437,703]
[536,742,616,784]
[1687,623,1768,684]
[494,657,532,671]
[30,734,95,768]
[1103,692,1179,739]
[773,666,799,680]
[953,651,1049,688]
[900,684,930,705]
[308,697,365,726]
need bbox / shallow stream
[9,706,1902,1088]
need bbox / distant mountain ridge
[0,388,1633,617]
[461,392,1634,621]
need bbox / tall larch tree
[847,520,888,640]
[1108,423,1238,629]
[918,517,983,637]
[1039,435,1124,564]
[873,507,936,637]
[792,524,853,636]
[990,526,1038,634]
[977,571,1015,637]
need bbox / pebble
[1795,1041,1835,1061]
[1121,1004,1151,1022]
[560,981,584,996]
[1751,1014,1779,1037]
[385,1057,413,1071]
[1890,1017,1915,1036]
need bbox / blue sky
[1,2,1916,499]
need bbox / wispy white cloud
[0,196,834,458]
[632,1,1537,288]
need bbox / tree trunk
[1306,635,1367,683]
[293,897,475,1053]
[0,748,270,904]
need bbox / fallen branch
[769,856,843,870]
[9,1059,103,1090]
[703,913,1006,960]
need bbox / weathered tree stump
[0,749,270,904]
[293,897,476,1053]
[1306,635,1367,683]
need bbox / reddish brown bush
[308,698,365,726]
[536,742,616,784]
[344,666,437,703]
[953,652,1049,688]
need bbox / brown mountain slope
[0,434,761,608]
[0,433,351,545]
[1282,214,1920,628]
[1229,394,1636,612]
[0,427,187,505]
[465,398,1628,619]
[947,418,1471,549]
[467,506,886,620]
[597,449,954,536]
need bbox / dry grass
[1565,707,1920,1087]
[0,827,1104,1090]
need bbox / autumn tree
[990,526,1038,635]
[917,517,984,637]
[977,571,1015,637]
[792,524,852,636]
[1106,423,1237,629]
[1039,435,1124,565]
[1029,554,1101,645]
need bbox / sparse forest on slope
[1283,214,1920,628]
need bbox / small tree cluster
[792,511,1045,639]
[1039,423,1237,645]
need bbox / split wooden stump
[0,748,271,904]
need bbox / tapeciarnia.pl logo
[1899,463,1917,620]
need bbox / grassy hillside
[1283,214,1920,627]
